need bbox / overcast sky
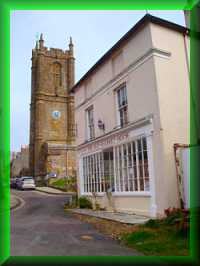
[10,10,185,152]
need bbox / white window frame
[80,123,155,198]
[80,150,105,196]
[86,106,95,141]
[115,84,128,128]
[112,135,150,196]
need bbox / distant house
[11,145,29,177]
[71,15,190,217]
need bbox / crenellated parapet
[32,34,73,61]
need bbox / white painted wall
[150,23,190,212]
[74,21,189,217]
[75,24,158,146]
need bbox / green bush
[145,219,160,228]
[50,176,77,192]
[164,208,183,225]
[78,196,92,209]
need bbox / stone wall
[29,35,76,180]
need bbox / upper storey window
[116,84,128,127]
[86,106,95,140]
[53,62,62,87]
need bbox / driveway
[11,189,141,256]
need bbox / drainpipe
[183,29,200,145]
[173,143,189,209]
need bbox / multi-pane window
[86,106,95,140]
[83,151,114,193]
[103,149,114,191]
[117,85,128,127]
[82,136,150,194]
[114,137,149,192]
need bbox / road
[11,189,141,256]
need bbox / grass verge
[70,212,189,256]
[121,223,189,256]
[50,178,67,191]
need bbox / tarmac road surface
[11,189,142,256]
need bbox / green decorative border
[0,0,199,265]
[190,3,200,266]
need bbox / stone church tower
[29,34,76,181]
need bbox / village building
[29,35,76,182]
[71,14,190,217]
[11,145,29,178]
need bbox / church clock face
[52,110,61,120]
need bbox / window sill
[113,122,130,130]
[81,192,151,197]
[81,192,105,197]
[112,192,151,197]
[85,137,95,143]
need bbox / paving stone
[70,208,150,224]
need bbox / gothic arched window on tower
[53,62,62,88]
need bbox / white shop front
[77,117,157,217]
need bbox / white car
[17,177,36,190]
[44,172,57,180]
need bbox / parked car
[16,177,22,189]
[17,177,36,190]
[44,172,57,180]
[44,172,57,186]
[10,177,17,188]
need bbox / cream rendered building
[71,14,190,217]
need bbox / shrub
[50,176,77,192]
[145,219,160,228]
[65,176,77,192]
[78,196,92,209]
[164,207,190,237]
[164,207,182,224]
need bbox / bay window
[82,136,150,194]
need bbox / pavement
[35,187,150,225]
[11,189,142,256]
[35,186,76,195]
[70,208,150,225]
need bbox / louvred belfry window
[53,62,62,87]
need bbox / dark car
[10,177,17,188]
[16,177,22,189]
